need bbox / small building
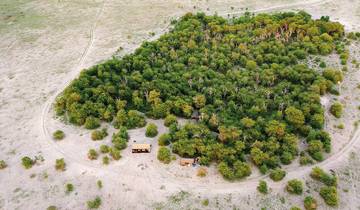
[132,144,152,153]
[191,110,200,120]
[179,157,200,166]
[180,158,194,166]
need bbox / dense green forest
[55,11,347,179]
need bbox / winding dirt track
[40,0,360,192]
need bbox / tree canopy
[55,11,347,179]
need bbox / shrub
[110,148,121,160]
[304,196,317,210]
[53,130,65,140]
[330,102,343,118]
[88,149,98,160]
[102,156,110,165]
[87,196,102,209]
[47,206,57,210]
[97,180,103,189]
[65,183,74,194]
[146,123,158,137]
[158,133,171,146]
[99,145,109,153]
[257,180,268,194]
[0,160,7,169]
[286,179,303,195]
[310,167,337,186]
[84,117,101,129]
[269,168,286,181]
[55,158,66,171]
[320,186,338,206]
[290,206,301,210]
[300,155,314,165]
[164,114,177,127]
[201,199,209,206]
[197,167,208,177]
[21,156,34,169]
[157,147,171,164]
[322,68,343,83]
[112,127,128,150]
[91,128,108,140]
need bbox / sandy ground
[1,0,360,209]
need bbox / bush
[290,206,301,210]
[0,160,7,169]
[53,130,65,140]
[158,133,171,146]
[84,117,101,129]
[286,179,303,195]
[87,196,102,209]
[304,196,317,210]
[322,68,343,83]
[65,183,74,194]
[88,149,98,160]
[201,199,209,206]
[257,180,268,194]
[97,180,103,189]
[110,148,121,160]
[47,206,57,210]
[320,186,338,206]
[310,167,337,186]
[112,127,128,150]
[164,114,177,127]
[197,167,208,177]
[146,123,158,137]
[157,147,171,164]
[21,156,34,169]
[55,158,66,171]
[269,168,286,181]
[102,156,110,165]
[99,145,109,153]
[330,102,343,118]
[91,128,108,141]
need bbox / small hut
[179,157,200,166]
[132,144,152,153]
[191,110,200,121]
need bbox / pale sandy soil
[1,0,360,209]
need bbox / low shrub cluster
[91,128,108,140]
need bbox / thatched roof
[132,144,151,150]
[180,158,194,166]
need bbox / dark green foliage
[110,148,121,160]
[21,156,34,169]
[102,156,110,165]
[257,180,268,194]
[84,117,101,129]
[310,167,337,186]
[91,128,108,140]
[65,183,74,194]
[53,130,65,140]
[158,133,171,146]
[320,186,338,206]
[157,147,171,164]
[55,12,346,178]
[55,158,66,171]
[218,160,251,180]
[164,114,177,127]
[100,145,110,153]
[0,160,7,169]
[322,68,343,83]
[145,123,158,137]
[304,196,317,210]
[88,149,98,160]
[330,102,343,118]
[112,127,129,150]
[87,196,102,209]
[269,168,286,181]
[286,179,303,195]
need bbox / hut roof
[180,158,194,166]
[132,144,151,150]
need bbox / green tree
[320,186,338,206]
[146,123,158,137]
[53,130,65,140]
[157,147,171,164]
[330,102,343,118]
[286,179,303,195]
[257,180,268,194]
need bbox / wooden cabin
[132,144,152,153]
[180,158,195,166]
